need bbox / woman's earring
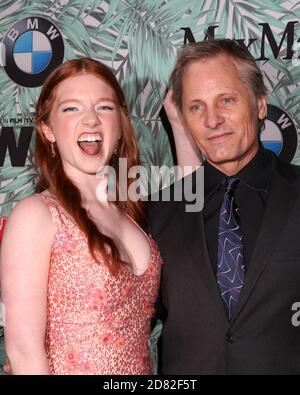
[113,146,119,155]
[51,142,56,158]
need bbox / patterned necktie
[217,177,245,320]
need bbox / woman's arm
[0,195,54,374]
[164,89,203,177]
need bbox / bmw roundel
[3,17,64,87]
[261,104,298,163]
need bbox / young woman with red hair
[0,59,162,375]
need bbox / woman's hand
[163,89,186,133]
[2,358,11,375]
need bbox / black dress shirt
[204,144,273,273]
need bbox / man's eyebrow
[188,90,240,101]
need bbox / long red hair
[35,58,143,275]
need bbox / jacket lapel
[231,163,300,324]
[182,208,228,319]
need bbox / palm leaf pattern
[2,0,298,213]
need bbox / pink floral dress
[42,195,162,375]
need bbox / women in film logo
[2,16,64,87]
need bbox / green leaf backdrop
[0,0,299,216]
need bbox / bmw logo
[3,17,64,87]
[261,104,298,162]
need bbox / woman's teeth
[77,134,103,156]
[77,133,103,142]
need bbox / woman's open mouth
[77,133,103,156]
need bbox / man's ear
[41,122,55,143]
[257,95,267,120]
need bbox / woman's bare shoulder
[5,193,53,233]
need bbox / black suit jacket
[147,153,300,375]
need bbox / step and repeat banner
[0,0,300,361]
[0,0,300,225]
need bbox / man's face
[181,54,267,175]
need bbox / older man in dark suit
[147,39,300,375]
